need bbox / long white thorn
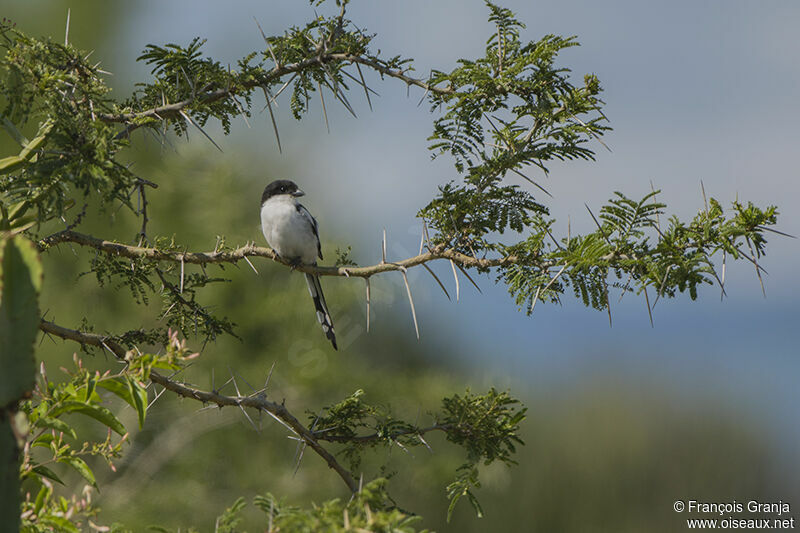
[530,285,542,314]
[261,86,282,154]
[243,255,259,275]
[263,361,276,391]
[365,278,371,333]
[422,264,451,301]
[64,9,71,46]
[450,259,460,302]
[355,63,373,111]
[318,81,330,134]
[179,256,185,293]
[400,269,420,339]
[643,285,654,328]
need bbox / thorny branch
[97,52,454,139]
[39,229,521,278]
[313,424,450,444]
[37,319,360,493]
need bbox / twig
[38,319,360,493]
[313,423,450,444]
[39,229,522,279]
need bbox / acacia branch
[39,229,520,278]
[97,52,453,137]
[38,319,359,493]
[313,424,450,444]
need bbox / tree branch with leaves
[0,1,783,531]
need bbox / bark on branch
[39,229,520,278]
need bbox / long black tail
[304,273,337,350]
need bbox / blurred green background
[5,1,799,531]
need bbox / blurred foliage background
[4,1,798,531]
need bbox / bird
[260,179,337,350]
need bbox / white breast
[260,196,318,264]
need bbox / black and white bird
[260,179,337,350]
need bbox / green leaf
[466,490,484,518]
[59,456,97,488]
[1,115,30,147]
[447,491,463,523]
[31,434,55,448]
[33,483,52,514]
[32,464,65,485]
[98,376,147,428]
[33,417,77,440]
[0,235,42,406]
[85,372,97,402]
[41,516,80,533]
[97,377,135,407]
[0,119,52,174]
[49,401,126,436]
[127,376,148,429]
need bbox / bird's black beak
[292,189,305,198]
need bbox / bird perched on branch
[260,179,337,350]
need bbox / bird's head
[261,179,305,204]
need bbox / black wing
[296,203,322,260]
